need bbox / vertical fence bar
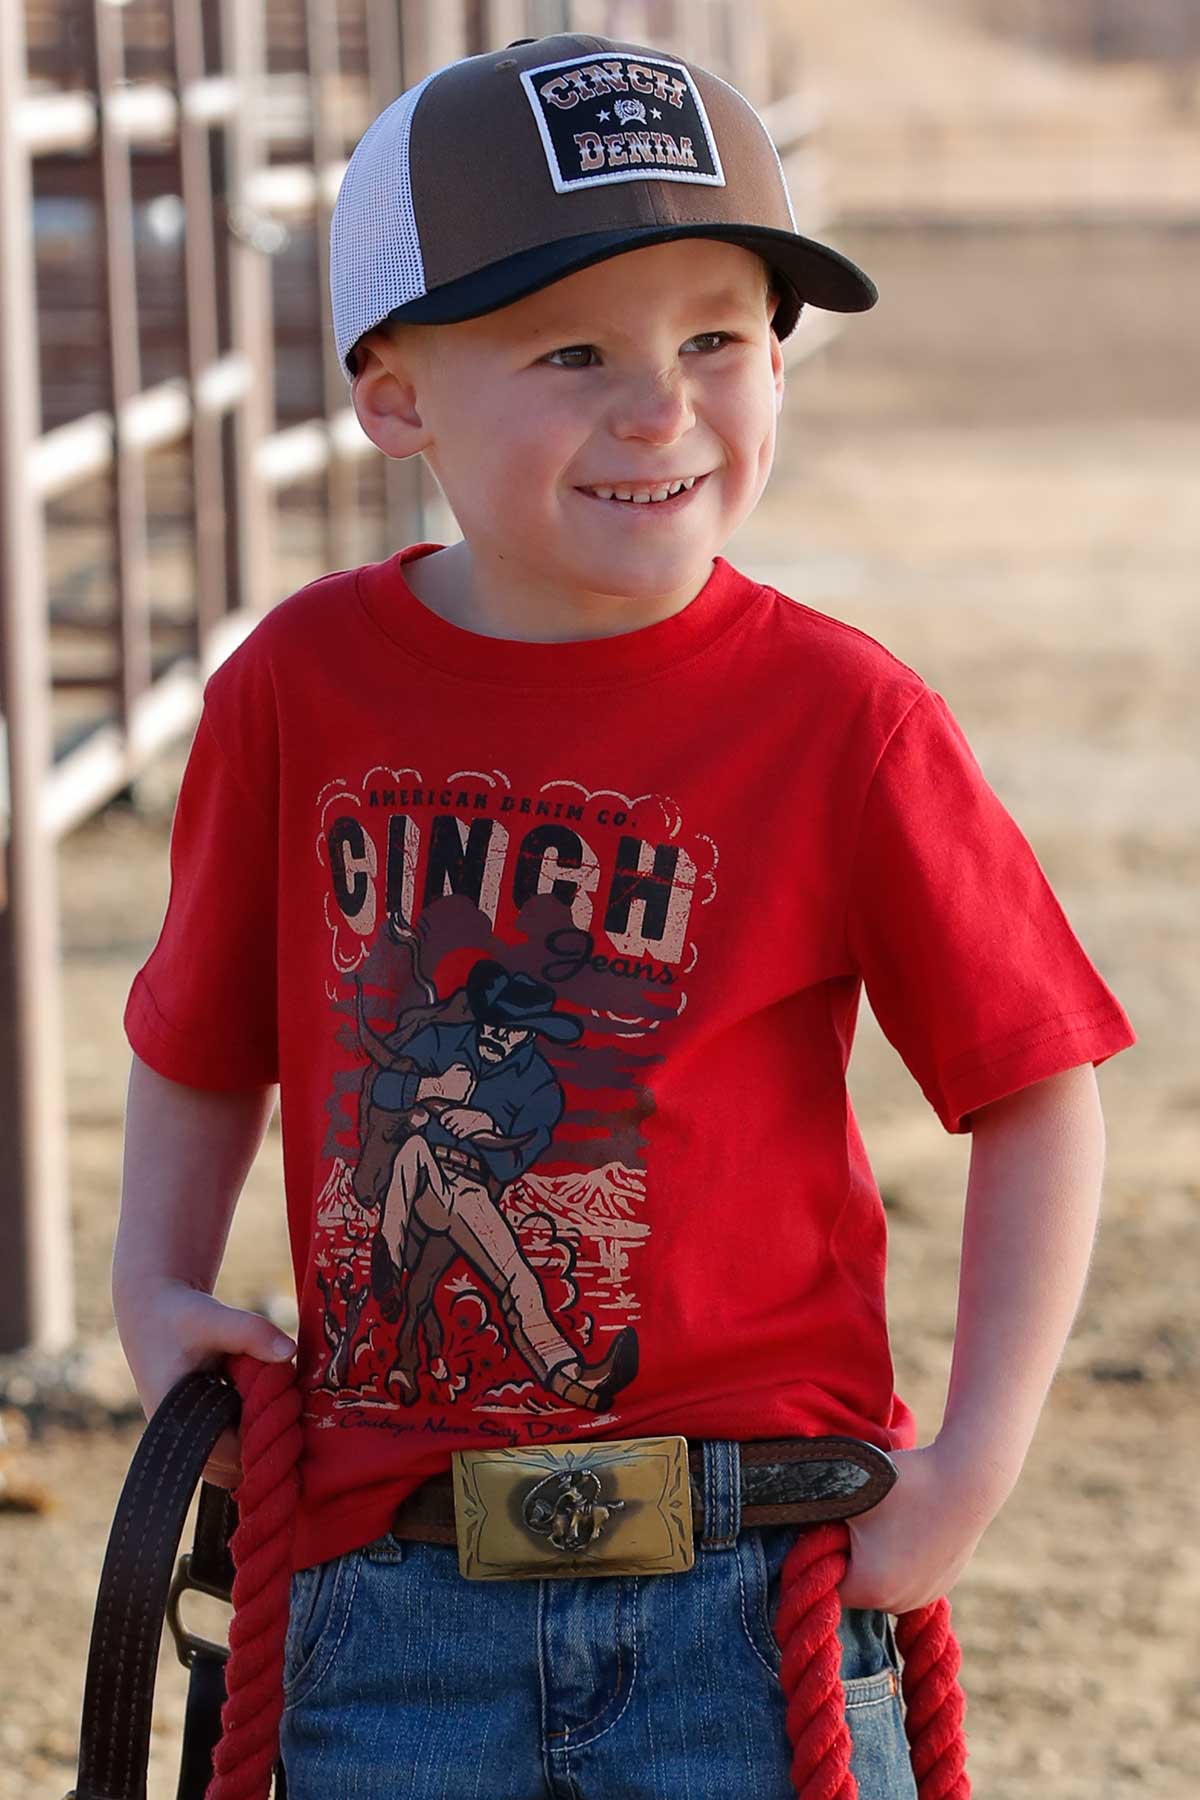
[172,0,230,655]
[305,0,357,573]
[396,2,473,547]
[675,0,717,66]
[483,0,530,48]
[221,0,273,615]
[0,2,73,1352]
[564,1,606,35]
[643,0,681,45]
[527,0,570,35]
[607,1,651,42]
[366,0,403,100]
[720,0,767,99]
[403,2,471,76]
[88,0,153,731]
[366,0,426,554]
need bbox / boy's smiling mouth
[576,473,708,507]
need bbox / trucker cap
[330,32,877,376]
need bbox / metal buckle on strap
[166,1551,232,1667]
[451,1436,694,1581]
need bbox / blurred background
[0,1,1196,1795]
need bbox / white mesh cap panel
[330,68,444,376]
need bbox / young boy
[112,32,1133,1800]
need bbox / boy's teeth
[592,476,699,504]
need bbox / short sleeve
[124,703,279,1090]
[845,688,1134,1132]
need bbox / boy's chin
[560,543,719,602]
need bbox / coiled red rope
[773,1522,971,1798]
[205,1354,303,1800]
[205,1359,969,1799]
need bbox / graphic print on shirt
[310,764,717,1441]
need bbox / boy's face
[354,239,785,605]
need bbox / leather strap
[190,1480,237,1596]
[169,1483,239,1800]
[391,1435,897,1546]
[69,1379,895,1799]
[70,1371,240,1800]
[175,1653,228,1800]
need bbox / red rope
[895,1603,970,1798]
[774,1523,971,1800]
[202,1376,967,1800]
[205,1353,302,1800]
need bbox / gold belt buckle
[451,1436,694,1581]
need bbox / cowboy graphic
[360,956,639,1411]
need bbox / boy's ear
[770,315,786,412]
[351,331,431,459]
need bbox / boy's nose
[608,369,695,446]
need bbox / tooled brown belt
[391,1435,896,1549]
[431,1141,488,1179]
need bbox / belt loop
[699,1439,741,1551]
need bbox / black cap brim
[379,224,876,345]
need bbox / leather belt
[392,1434,896,1550]
[431,1142,487,1179]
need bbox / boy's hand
[115,1279,296,1491]
[837,1440,1002,1615]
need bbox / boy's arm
[838,1061,1106,1614]
[112,1053,296,1488]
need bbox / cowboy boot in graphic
[405,1231,456,1366]
[383,1213,449,1404]
[370,1227,404,1324]
[498,1296,640,1413]
[545,1324,640,1412]
[385,1323,422,1405]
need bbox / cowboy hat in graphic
[466,960,584,1044]
[330,32,877,374]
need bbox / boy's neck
[402,540,715,646]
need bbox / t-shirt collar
[356,543,762,688]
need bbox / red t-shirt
[125,546,1134,1570]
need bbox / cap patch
[520,52,725,194]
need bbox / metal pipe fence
[0,0,830,1352]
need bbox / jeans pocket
[740,1529,916,1799]
[842,1668,917,1800]
[283,1549,361,1710]
[736,1524,795,1672]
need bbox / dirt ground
[1,218,1197,1798]
[787,0,1200,221]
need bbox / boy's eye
[542,332,733,369]
[543,344,599,369]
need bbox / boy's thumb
[212,1298,295,1364]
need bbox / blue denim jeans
[280,1442,918,1799]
